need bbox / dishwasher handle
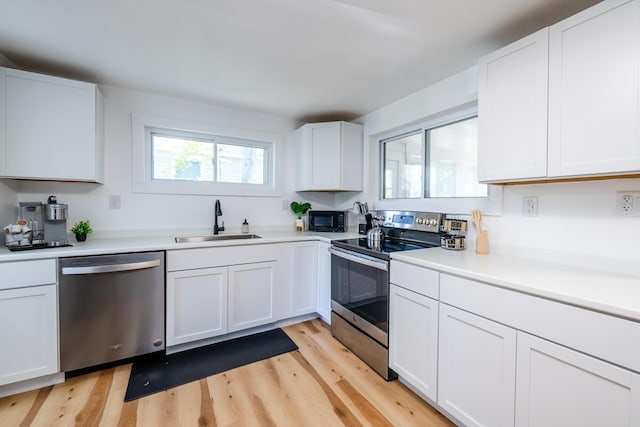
[61,259,161,275]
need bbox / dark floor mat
[124,328,298,402]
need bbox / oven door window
[331,254,389,333]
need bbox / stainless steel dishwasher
[59,251,165,373]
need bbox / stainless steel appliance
[308,210,347,232]
[330,210,442,380]
[59,251,165,373]
[44,195,68,247]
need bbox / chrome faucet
[214,199,225,235]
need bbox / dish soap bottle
[241,218,249,234]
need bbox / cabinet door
[438,303,517,427]
[515,332,640,427]
[0,67,102,182]
[291,241,318,316]
[548,0,640,177]
[478,28,549,182]
[228,261,277,332]
[298,122,341,190]
[296,121,363,191]
[166,267,228,346]
[316,242,331,323]
[389,284,438,401]
[0,285,58,386]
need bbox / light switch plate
[109,195,121,209]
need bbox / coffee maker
[44,195,69,246]
[17,202,45,245]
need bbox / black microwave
[308,210,347,232]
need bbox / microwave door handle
[328,247,388,271]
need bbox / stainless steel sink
[174,234,261,243]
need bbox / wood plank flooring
[0,319,454,426]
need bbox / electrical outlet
[281,199,289,211]
[616,191,640,216]
[523,196,538,217]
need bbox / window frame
[132,114,281,197]
[381,113,486,200]
[375,107,503,215]
[147,127,271,185]
[381,129,424,199]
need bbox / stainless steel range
[329,210,442,380]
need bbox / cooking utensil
[471,209,488,255]
[441,235,465,250]
[471,209,482,231]
[367,225,385,249]
[367,216,385,249]
[442,219,467,234]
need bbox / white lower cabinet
[515,332,640,427]
[228,261,277,332]
[166,267,228,346]
[0,284,58,386]
[166,244,288,347]
[290,241,318,316]
[437,303,517,427]
[316,241,331,322]
[389,284,439,401]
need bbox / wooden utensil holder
[476,230,489,255]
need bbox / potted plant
[70,220,93,242]
[290,201,311,231]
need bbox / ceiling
[0,0,601,122]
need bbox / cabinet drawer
[167,243,284,271]
[0,259,57,290]
[440,273,640,373]
[390,261,439,299]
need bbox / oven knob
[416,218,423,224]
[429,218,438,227]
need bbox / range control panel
[376,210,442,233]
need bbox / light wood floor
[0,319,454,426]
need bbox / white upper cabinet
[295,121,363,191]
[478,0,640,182]
[478,28,549,182]
[0,67,104,183]
[548,0,640,177]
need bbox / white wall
[351,66,640,271]
[339,66,500,215]
[16,85,335,235]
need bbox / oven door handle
[329,246,388,271]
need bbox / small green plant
[71,220,93,235]
[290,201,311,219]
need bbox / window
[382,131,423,199]
[132,114,280,197]
[149,128,268,185]
[382,116,487,199]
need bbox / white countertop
[391,247,640,322]
[5,231,639,323]
[0,229,359,262]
